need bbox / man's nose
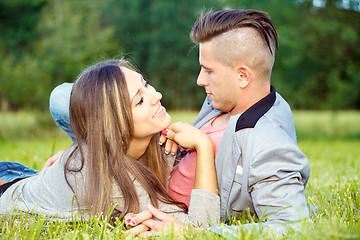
[197,71,208,87]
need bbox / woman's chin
[165,112,171,125]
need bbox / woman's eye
[136,97,144,106]
[135,80,149,106]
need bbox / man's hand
[37,150,65,178]
[125,204,185,237]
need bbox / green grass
[293,110,360,140]
[0,110,360,239]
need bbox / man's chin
[211,102,222,111]
[211,102,231,113]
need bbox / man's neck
[230,84,271,116]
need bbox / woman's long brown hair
[65,59,187,220]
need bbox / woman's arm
[124,123,219,236]
[162,122,217,194]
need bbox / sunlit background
[1,0,359,111]
[1,3,360,238]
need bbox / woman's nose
[150,91,162,105]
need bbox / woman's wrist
[193,133,213,152]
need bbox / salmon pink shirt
[169,117,226,207]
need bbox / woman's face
[122,67,171,139]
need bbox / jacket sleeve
[169,189,220,228]
[248,143,310,224]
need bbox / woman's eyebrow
[131,89,140,103]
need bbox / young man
[125,9,310,236]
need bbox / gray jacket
[193,86,310,223]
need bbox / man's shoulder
[232,93,297,147]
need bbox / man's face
[197,41,239,114]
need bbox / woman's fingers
[161,130,178,155]
[171,142,179,155]
[124,213,137,225]
[125,210,152,227]
[164,139,174,154]
[125,223,150,235]
[125,205,186,236]
[147,204,175,221]
[162,123,209,150]
[159,134,167,145]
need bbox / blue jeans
[49,82,75,141]
[0,162,38,182]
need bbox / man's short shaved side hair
[214,28,275,81]
[190,9,278,55]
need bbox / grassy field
[0,110,359,239]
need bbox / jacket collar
[235,85,276,132]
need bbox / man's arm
[205,144,310,238]
[249,143,311,224]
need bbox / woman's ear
[237,65,251,89]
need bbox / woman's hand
[125,205,185,237]
[161,122,212,151]
[162,122,218,195]
[159,134,179,155]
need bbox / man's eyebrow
[200,64,210,70]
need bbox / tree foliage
[227,0,360,109]
[0,0,116,109]
[102,0,221,109]
[0,0,359,110]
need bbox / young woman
[0,59,219,227]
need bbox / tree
[0,0,117,109]
[223,0,360,109]
[102,0,222,109]
[0,0,48,109]
[2,0,359,110]
[36,0,117,88]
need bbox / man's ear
[237,65,251,89]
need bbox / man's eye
[136,97,144,106]
[202,68,211,74]
[145,81,149,87]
